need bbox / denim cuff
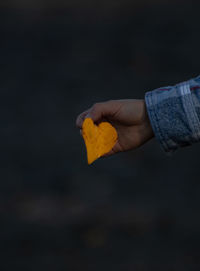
[145,80,200,153]
[145,90,175,153]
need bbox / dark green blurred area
[1,1,200,270]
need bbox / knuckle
[92,103,101,111]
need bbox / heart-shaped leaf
[82,118,118,164]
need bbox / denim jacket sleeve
[145,75,200,153]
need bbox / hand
[76,99,154,157]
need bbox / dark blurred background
[1,0,200,270]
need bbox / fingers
[76,100,121,128]
[87,101,119,123]
[76,110,90,129]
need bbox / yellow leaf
[82,118,118,165]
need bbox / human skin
[76,99,154,157]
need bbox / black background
[1,1,200,270]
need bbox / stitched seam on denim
[189,91,200,140]
[181,84,200,142]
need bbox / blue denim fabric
[145,75,200,153]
